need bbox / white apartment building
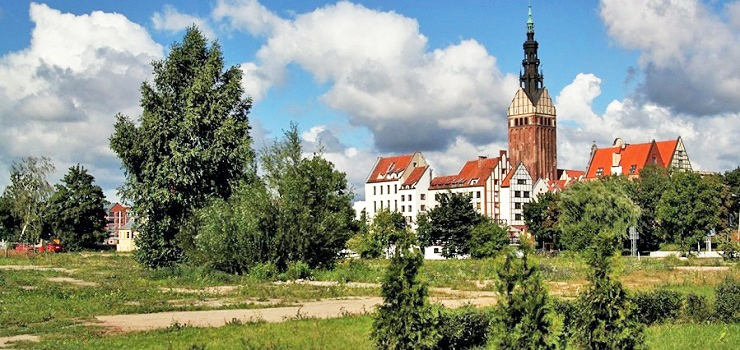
[428,152,510,224]
[364,152,431,226]
[500,162,534,230]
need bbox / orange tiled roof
[501,167,516,187]
[366,154,415,183]
[563,169,585,180]
[429,157,499,190]
[402,166,428,187]
[655,139,678,164]
[586,141,665,178]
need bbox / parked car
[39,243,63,253]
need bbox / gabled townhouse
[104,202,129,245]
[364,152,431,226]
[532,169,585,197]
[427,151,510,224]
[585,137,693,179]
[500,162,533,234]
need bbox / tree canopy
[48,165,108,251]
[427,192,484,257]
[2,156,55,244]
[110,27,254,268]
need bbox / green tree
[723,167,740,235]
[187,181,276,274]
[657,171,722,253]
[631,165,670,251]
[468,220,509,259]
[558,180,640,252]
[261,123,355,269]
[3,156,55,244]
[523,191,561,250]
[493,240,558,349]
[372,235,439,350]
[110,27,254,268]
[0,195,21,241]
[415,211,432,249]
[558,180,645,349]
[427,192,483,257]
[349,209,407,259]
[47,165,107,251]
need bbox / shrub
[373,240,439,349]
[280,261,313,281]
[633,289,683,325]
[552,298,577,348]
[468,221,509,259]
[715,276,740,322]
[249,262,278,281]
[683,293,710,323]
[435,305,493,349]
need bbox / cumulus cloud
[555,73,740,173]
[600,0,740,115]
[0,3,163,199]
[213,0,518,153]
[152,4,215,39]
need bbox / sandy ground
[0,335,40,349]
[46,277,99,287]
[94,295,496,333]
[673,266,731,272]
[0,265,73,273]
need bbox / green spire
[527,2,534,34]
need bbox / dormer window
[596,168,604,176]
[470,178,479,185]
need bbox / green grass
[15,314,740,350]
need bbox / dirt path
[0,265,73,273]
[0,335,40,349]
[95,295,497,333]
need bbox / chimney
[478,155,487,166]
[612,152,621,167]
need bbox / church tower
[507,4,557,181]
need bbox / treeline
[525,165,740,254]
[108,27,355,271]
[0,157,108,251]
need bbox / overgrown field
[1,252,738,349]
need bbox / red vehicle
[14,242,63,253]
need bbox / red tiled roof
[586,141,665,178]
[655,139,678,164]
[366,154,415,183]
[562,169,585,180]
[429,157,499,190]
[402,166,428,187]
[501,166,516,187]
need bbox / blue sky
[0,0,739,202]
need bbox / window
[515,214,522,221]
[514,191,521,198]
[476,203,481,210]
[395,200,398,211]
[408,194,412,201]
[401,195,405,202]
[374,201,377,211]
[420,205,426,212]
[380,186,383,195]
[476,191,481,198]
[515,203,521,209]
[629,164,637,174]
[524,191,530,198]
[517,179,526,185]
[373,186,376,195]
[596,167,603,176]
[401,206,405,213]
[394,184,397,193]
[387,185,390,194]
[408,205,412,212]
[420,194,425,200]
[434,247,440,253]
[380,201,383,210]
[387,200,390,209]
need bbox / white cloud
[0,3,163,200]
[600,0,740,115]
[152,4,215,39]
[213,0,518,153]
[555,73,740,173]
